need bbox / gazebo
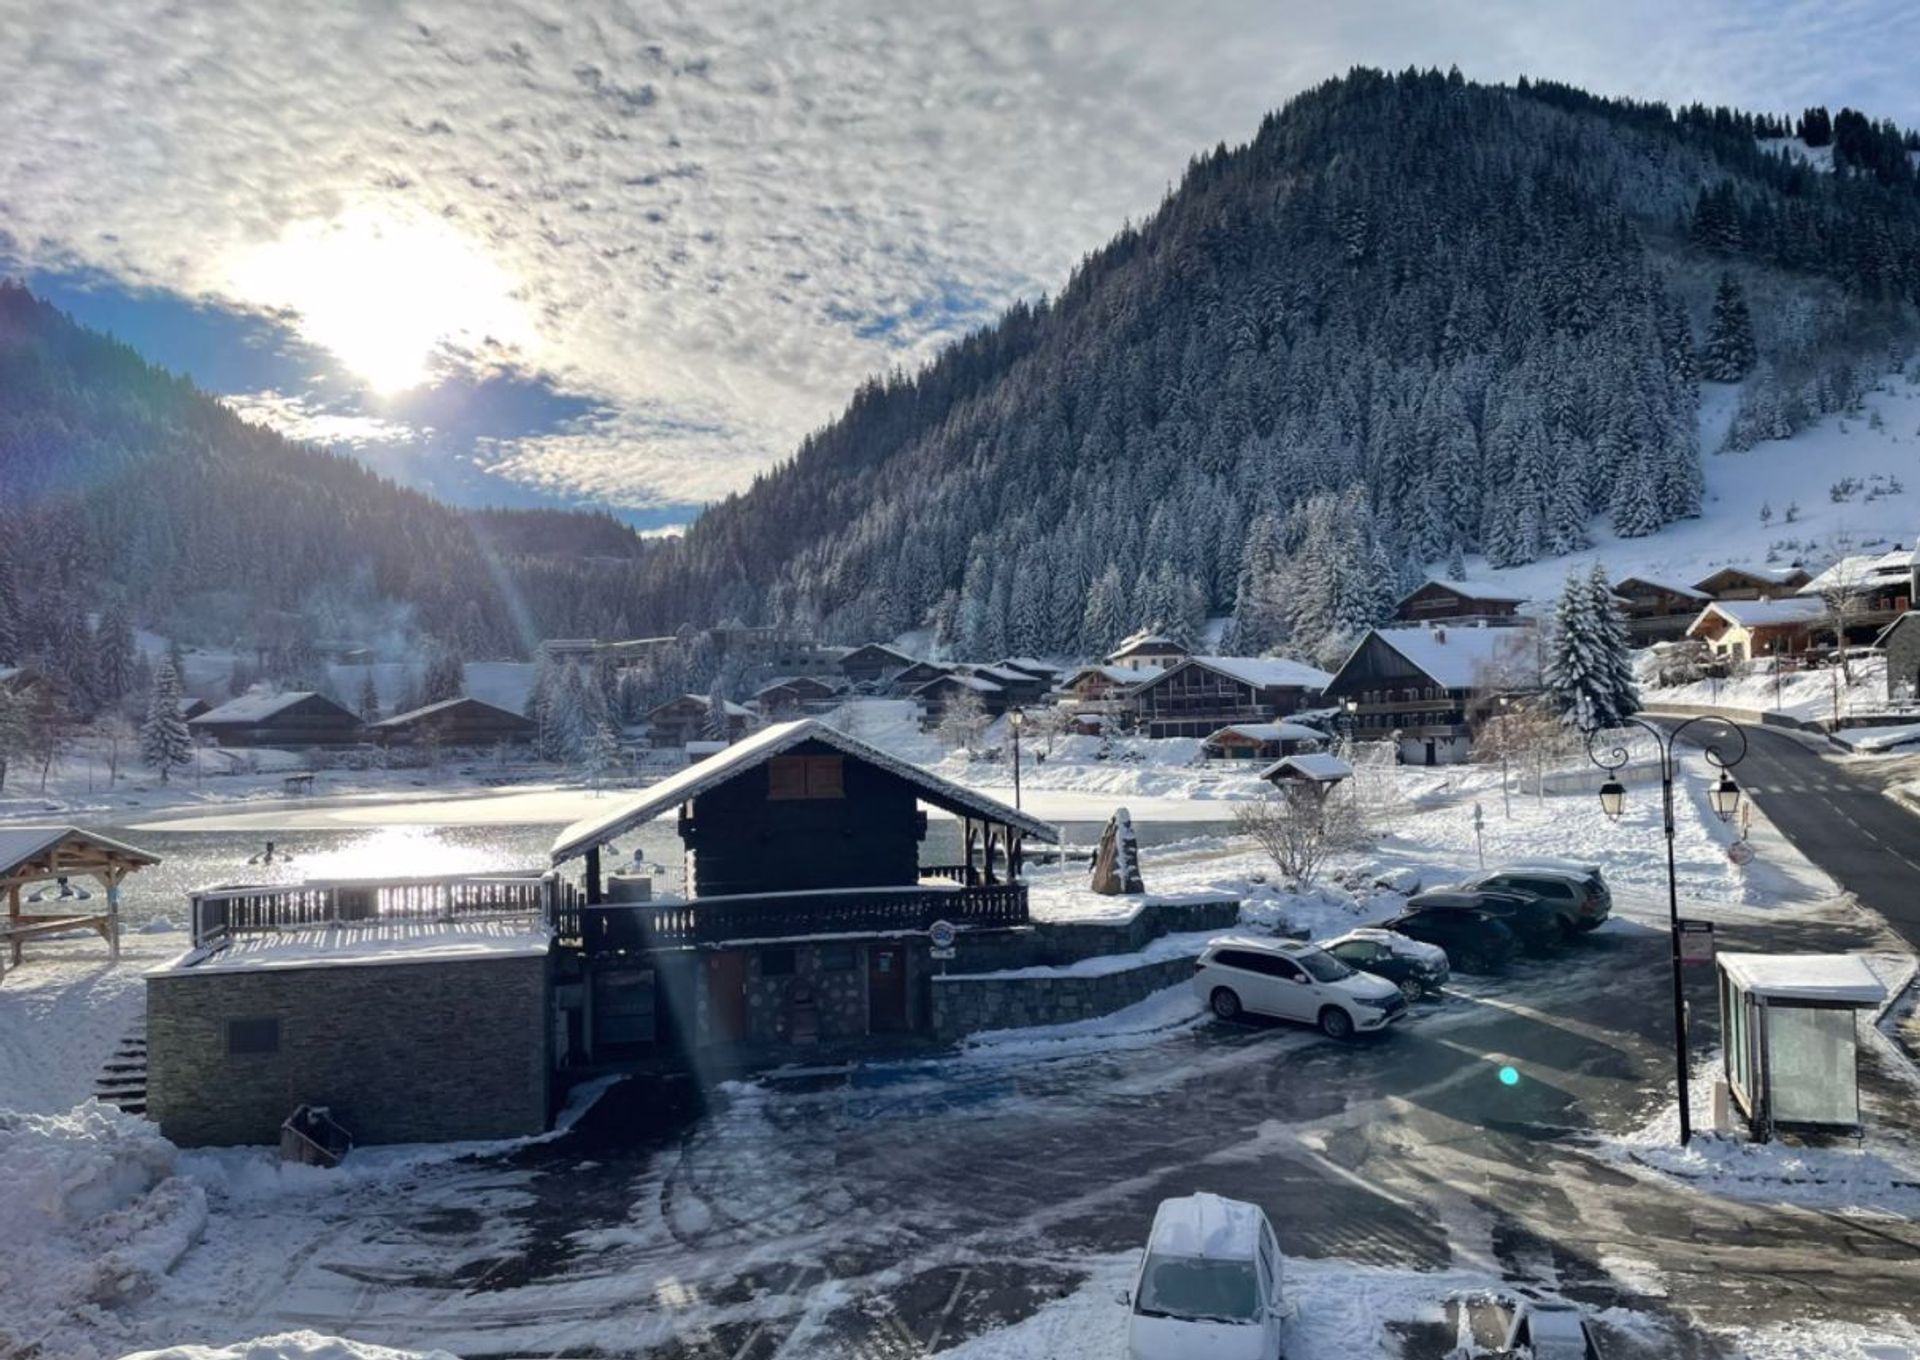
[1717,952,1889,1141]
[0,827,161,975]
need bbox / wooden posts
[584,846,604,906]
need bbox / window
[767,755,846,800]
[1136,1254,1261,1323]
[226,1017,280,1056]
[760,947,797,977]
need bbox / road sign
[1677,918,1716,964]
[930,947,957,961]
[1727,841,1755,866]
[928,919,957,950]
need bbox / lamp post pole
[1497,694,1511,820]
[1010,708,1025,811]
[1586,714,1746,1147]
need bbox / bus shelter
[1717,952,1887,1142]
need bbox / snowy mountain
[623,70,1920,664]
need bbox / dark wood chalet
[1200,721,1325,762]
[1391,578,1526,623]
[370,697,535,747]
[1321,626,1539,766]
[189,692,363,748]
[1612,577,1711,642]
[838,643,918,686]
[1692,565,1811,600]
[913,672,1010,723]
[753,675,843,718]
[961,664,1051,707]
[648,694,754,749]
[1129,655,1331,739]
[548,719,1056,1058]
[886,659,954,694]
[1104,630,1190,670]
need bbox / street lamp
[1009,707,1025,810]
[1497,694,1511,820]
[1586,714,1747,1146]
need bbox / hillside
[625,68,1920,665]
[0,282,660,674]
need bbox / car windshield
[1297,947,1353,982]
[1136,1254,1261,1323]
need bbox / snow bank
[0,1101,207,1360]
[120,1332,459,1360]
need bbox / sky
[3,1,1917,533]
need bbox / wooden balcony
[189,871,562,948]
[560,881,1029,953]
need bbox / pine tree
[94,601,137,708]
[357,668,382,724]
[1588,562,1641,722]
[702,681,732,741]
[584,722,622,790]
[140,656,194,783]
[1542,567,1638,728]
[0,552,22,667]
[1080,565,1127,659]
[1702,273,1756,382]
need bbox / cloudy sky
[4,1,1916,531]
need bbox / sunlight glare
[226,207,535,394]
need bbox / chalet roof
[1060,663,1166,687]
[1363,626,1540,690]
[369,696,529,729]
[1154,655,1333,691]
[1692,564,1809,591]
[996,656,1060,676]
[1401,576,1527,604]
[918,672,1002,694]
[1205,721,1323,744]
[1688,597,1829,632]
[1260,753,1354,783]
[840,642,917,666]
[967,664,1038,684]
[1797,546,1917,595]
[191,691,342,724]
[1613,576,1709,601]
[648,693,754,719]
[0,826,161,883]
[753,675,840,698]
[551,719,1057,864]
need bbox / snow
[1365,624,1540,689]
[0,825,161,876]
[1642,652,1892,724]
[1407,574,1529,602]
[1180,655,1333,689]
[1797,544,1918,595]
[0,937,165,1114]
[1717,951,1889,1003]
[1761,136,1836,174]
[149,920,555,977]
[934,927,1232,982]
[1144,1191,1263,1260]
[1208,721,1322,743]
[1843,723,1920,753]
[120,1334,458,1360]
[1320,926,1448,969]
[1693,595,1829,628]
[1260,753,1352,782]
[958,982,1205,1057]
[190,692,324,724]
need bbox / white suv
[1193,936,1408,1038]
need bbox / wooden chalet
[887,659,954,694]
[753,674,843,718]
[838,643,918,686]
[548,719,1056,1056]
[1612,577,1711,642]
[960,664,1051,707]
[189,691,363,748]
[1200,721,1325,762]
[1391,577,1527,623]
[1056,663,1162,705]
[1259,753,1354,793]
[2,827,160,973]
[647,694,754,749]
[1796,546,1916,642]
[1104,630,1190,670]
[369,697,535,748]
[178,696,212,722]
[1129,655,1331,739]
[1321,625,1539,766]
[913,671,1010,724]
[1686,598,1829,662]
[1692,565,1811,600]
[996,656,1061,685]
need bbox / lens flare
[1499,1065,1521,1086]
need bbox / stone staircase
[93,1023,148,1117]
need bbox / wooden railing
[568,882,1029,953]
[189,871,558,948]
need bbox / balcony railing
[188,871,561,948]
[562,882,1029,953]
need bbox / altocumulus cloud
[2,0,1915,509]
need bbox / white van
[1125,1192,1289,1360]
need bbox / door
[706,951,749,1043]
[1264,956,1314,1021]
[1423,739,1437,766]
[867,945,909,1032]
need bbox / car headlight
[1356,995,1396,1010]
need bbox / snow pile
[1641,653,1890,724]
[120,1332,460,1360]
[0,1101,208,1360]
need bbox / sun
[226,207,534,394]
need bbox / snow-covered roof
[651,693,754,718]
[1689,597,1829,631]
[369,696,525,729]
[1613,576,1709,601]
[918,672,1003,694]
[1173,655,1334,690]
[966,663,1040,684]
[1146,1192,1266,1261]
[1206,722,1322,744]
[1367,626,1540,690]
[1718,952,1888,1004]
[151,919,553,976]
[997,656,1059,674]
[551,719,1057,864]
[840,642,917,665]
[1405,576,1527,603]
[1060,663,1165,687]
[0,826,162,880]
[1797,546,1918,595]
[191,691,329,724]
[1260,753,1354,782]
[1693,564,1808,590]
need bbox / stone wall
[929,953,1201,1041]
[147,953,550,1147]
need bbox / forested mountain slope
[631,68,1920,665]
[0,282,659,670]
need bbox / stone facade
[930,953,1202,1040]
[1885,614,1920,704]
[147,953,550,1147]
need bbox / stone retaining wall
[929,952,1200,1041]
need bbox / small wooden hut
[0,827,161,973]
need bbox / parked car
[1501,1296,1605,1358]
[1460,864,1611,939]
[1319,927,1450,1001]
[1409,886,1562,950]
[1126,1192,1290,1360]
[1193,937,1408,1037]
[1380,901,1518,973]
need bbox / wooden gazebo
[0,827,161,975]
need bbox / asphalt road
[1710,722,1920,949]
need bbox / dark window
[226,1017,280,1056]
[819,944,857,972]
[760,947,797,977]
[1211,949,1263,973]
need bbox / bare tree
[1233,785,1338,887]
[1816,529,1869,682]
[936,686,989,755]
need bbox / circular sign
[928,919,958,950]
[1727,841,1755,866]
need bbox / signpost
[929,919,957,966]
[1677,918,1715,965]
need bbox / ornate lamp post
[1009,707,1026,811]
[1587,714,1746,1146]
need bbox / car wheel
[1319,1006,1355,1040]
[1398,976,1423,1003]
[1210,987,1243,1021]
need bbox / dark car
[1409,886,1568,951]
[1319,928,1451,1001]
[1460,865,1611,939]
[1381,903,1518,973]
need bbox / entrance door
[706,952,749,1043]
[867,945,909,1032]
[1423,739,1437,767]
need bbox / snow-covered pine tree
[93,601,137,708]
[584,722,622,790]
[1542,567,1636,728]
[1702,273,1757,382]
[0,551,20,666]
[702,681,731,741]
[1079,565,1127,658]
[357,668,382,724]
[140,656,193,783]
[1588,561,1641,722]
